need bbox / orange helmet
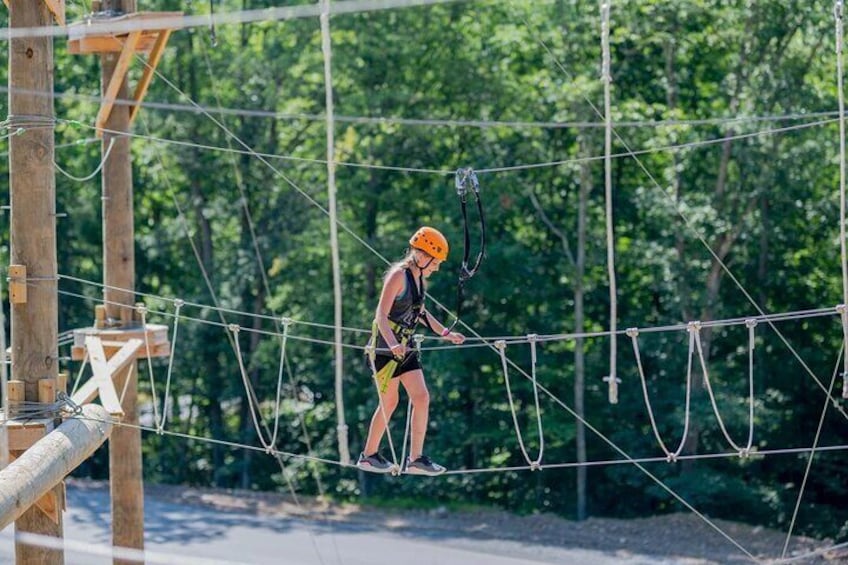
[409,226,449,262]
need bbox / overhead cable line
[2,84,838,130]
[0,0,475,41]
[56,115,838,178]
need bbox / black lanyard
[447,168,486,332]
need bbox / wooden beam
[0,404,113,530]
[129,29,172,124]
[95,30,142,137]
[68,33,158,55]
[71,337,141,413]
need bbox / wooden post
[8,0,62,562]
[100,1,144,562]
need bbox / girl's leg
[399,369,429,460]
[363,376,401,455]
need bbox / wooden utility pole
[99,0,144,561]
[8,0,61,562]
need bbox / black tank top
[374,268,424,353]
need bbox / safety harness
[367,268,427,392]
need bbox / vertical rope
[320,0,350,464]
[601,0,619,403]
[0,267,7,470]
[836,1,848,398]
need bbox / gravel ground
[127,481,844,565]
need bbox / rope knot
[837,304,847,315]
[495,340,507,351]
[135,304,148,317]
[625,327,639,338]
[526,333,538,343]
[228,323,241,334]
[738,448,750,459]
[264,445,274,455]
[173,298,185,309]
[744,319,758,329]
[281,316,293,328]
[687,320,701,333]
[529,462,542,472]
[666,453,678,463]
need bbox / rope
[693,320,756,455]
[600,0,619,405]
[0,259,6,469]
[780,344,844,558]
[228,322,290,455]
[524,16,848,425]
[8,83,840,131]
[494,337,545,470]
[138,305,162,431]
[57,113,838,178]
[837,0,848,399]
[0,0,475,42]
[53,136,116,182]
[320,0,351,467]
[629,327,693,462]
[364,343,402,474]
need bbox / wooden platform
[71,324,170,360]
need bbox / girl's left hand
[445,331,465,345]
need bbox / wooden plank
[129,29,172,124]
[68,33,158,55]
[6,421,49,451]
[35,490,59,524]
[44,0,64,26]
[71,338,141,407]
[38,378,55,404]
[95,30,142,136]
[8,264,26,304]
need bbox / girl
[358,226,465,476]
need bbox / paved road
[0,483,690,565]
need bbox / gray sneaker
[404,455,446,476]
[357,451,394,474]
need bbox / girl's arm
[375,269,407,357]
[422,308,465,345]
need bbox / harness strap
[449,167,486,331]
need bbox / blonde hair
[383,249,428,288]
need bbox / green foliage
[3,0,848,542]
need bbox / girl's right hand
[390,343,406,359]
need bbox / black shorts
[367,352,422,378]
